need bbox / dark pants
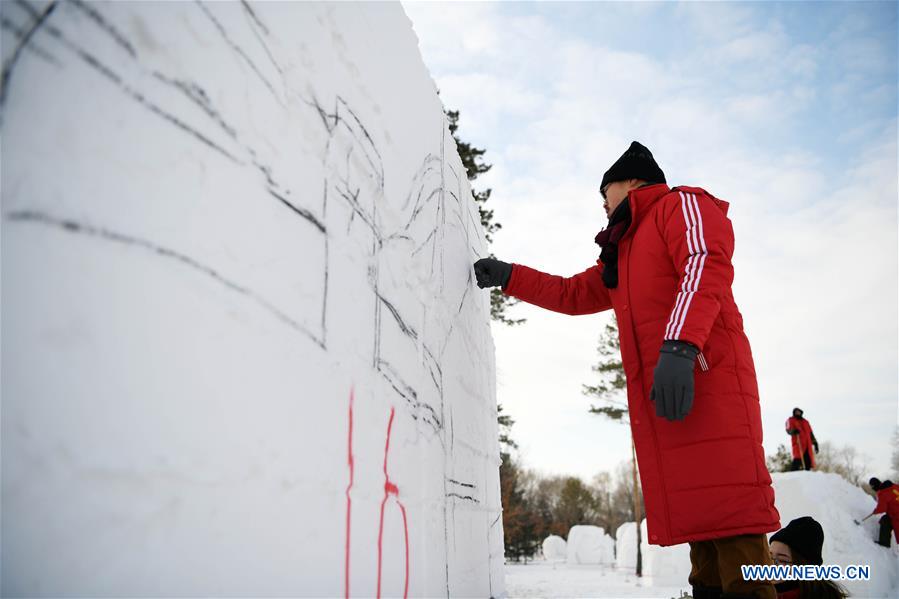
[878,514,893,547]
[689,533,777,599]
[790,451,812,471]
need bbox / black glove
[813,440,819,453]
[650,340,699,421]
[788,429,801,436]
[473,258,512,289]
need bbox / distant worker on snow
[785,407,818,471]
[857,477,899,548]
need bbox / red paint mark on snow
[344,386,355,599]
[376,407,410,599]
[344,394,410,598]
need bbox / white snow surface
[1,1,504,597]
[543,534,568,562]
[505,562,687,598]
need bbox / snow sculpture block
[566,525,614,565]
[639,519,690,585]
[542,534,568,562]
[0,1,504,597]
[599,531,616,565]
[615,521,638,570]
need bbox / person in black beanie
[473,141,780,599]
[785,408,818,471]
[769,517,848,599]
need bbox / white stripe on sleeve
[665,192,709,340]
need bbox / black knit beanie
[600,141,666,191]
[869,478,882,491]
[770,516,824,565]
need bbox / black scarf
[593,199,632,289]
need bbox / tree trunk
[632,437,642,578]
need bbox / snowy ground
[504,471,899,598]
[504,562,687,598]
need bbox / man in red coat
[784,407,818,470]
[474,142,780,599]
[861,477,899,547]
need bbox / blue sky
[403,0,898,480]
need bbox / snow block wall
[639,519,691,586]
[1,1,504,597]
[614,522,637,570]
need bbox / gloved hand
[473,258,512,289]
[813,440,819,453]
[788,429,801,436]
[650,340,699,421]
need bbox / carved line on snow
[5,210,326,349]
[0,7,61,75]
[195,0,284,107]
[446,492,479,504]
[68,0,137,58]
[239,0,283,76]
[447,478,476,489]
[1,0,332,347]
[0,0,58,112]
[4,0,311,221]
[306,90,453,443]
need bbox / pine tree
[497,403,518,456]
[767,444,793,473]
[582,314,644,576]
[554,477,599,534]
[583,318,627,421]
[445,108,524,326]
[500,456,540,561]
[495,403,542,560]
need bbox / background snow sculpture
[1,1,504,597]
[542,534,567,562]
[615,522,637,570]
[566,525,614,565]
[639,519,691,586]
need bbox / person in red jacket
[858,477,899,547]
[785,408,818,471]
[474,141,780,599]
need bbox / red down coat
[785,416,816,468]
[503,183,780,546]
[874,483,899,543]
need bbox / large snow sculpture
[1,1,503,596]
